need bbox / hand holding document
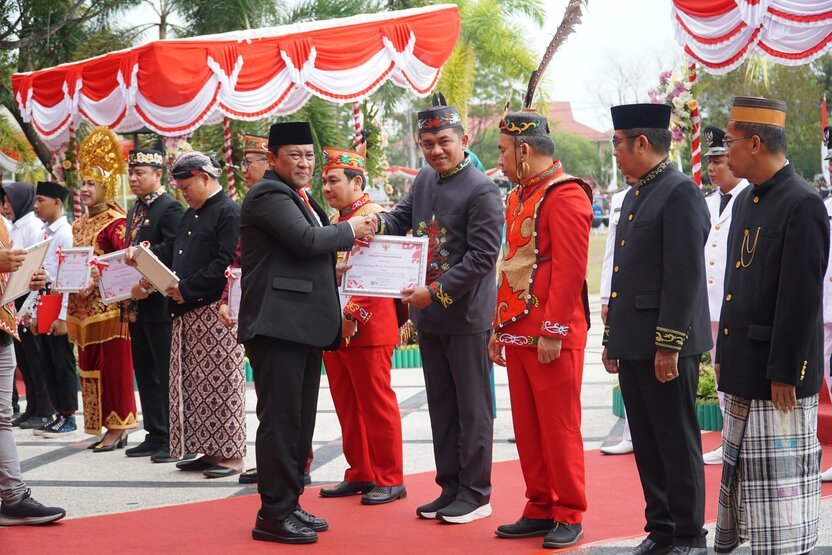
[340,236,428,299]
[54,246,93,293]
[130,243,179,293]
[96,249,143,304]
[0,238,53,305]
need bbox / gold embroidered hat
[730,96,787,128]
[243,134,268,154]
[128,149,165,169]
[78,126,125,202]
[499,111,550,137]
[321,147,365,175]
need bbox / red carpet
[4,434,832,554]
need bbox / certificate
[54,247,93,293]
[132,244,179,293]
[97,250,143,304]
[226,267,242,322]
[0,238,53,305]
[340,236,428,298]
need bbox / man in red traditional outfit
[318,146,405,505]
[489,110,593,549]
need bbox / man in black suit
[602,104,711,555]
[122,150,184,462]
[238,122,377,545]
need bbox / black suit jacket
[716,164,830,399]
[125,193,184,323]
[604,161,713,359]
[237,171,355,349]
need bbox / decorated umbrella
[670,1,832,185]
[11,4,460,209]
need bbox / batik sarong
[169,303,246,459]
[715,393,821,554]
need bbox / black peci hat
[611,103,672,130]
[268,122,314,149]
[704,126,726,157]
[35,181,69,202]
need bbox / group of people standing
[0,91,828,555]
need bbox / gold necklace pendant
[740,227,761,268]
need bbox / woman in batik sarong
[165,151,245,479]
[68,126,137,450]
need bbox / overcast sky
[125,0,681,133]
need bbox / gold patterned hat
[243,134,268,154]
[730,96,787,128]
[78,126,125,202]
[321,147,365,175]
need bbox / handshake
[347,214,378,242]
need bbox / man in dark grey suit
[238,122,376,545]
[375,97,503,524]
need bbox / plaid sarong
[715,393,821,554]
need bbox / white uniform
[600,187,630,305]
[704,181,750,340]
[601,187,630,443]
[823,195,832,392]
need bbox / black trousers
[129,321,173,446]
[618,355,706,548]
[419,331,493,506]
[246,336,321,521]
[14,327,53,418]
[40,333,78,414]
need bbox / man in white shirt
[31,181,78,438]
[599,178,633,455]
[1,183,53,431]
[700,126,749,465]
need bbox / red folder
[37,294,61,334]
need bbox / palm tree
[437,0,547,123]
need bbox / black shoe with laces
[292,506,328,532]
[0,489,66,526]
[252,511,318,544]
[542,522,584,548]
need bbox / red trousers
[323,345,403,485]
[505,346,586,524]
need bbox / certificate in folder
[0,238,53,306]
[132,244,179,293]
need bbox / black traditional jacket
[716,163,830,400]
[170,190,240,318]
[604,160,713,360]
[379,159,503,335]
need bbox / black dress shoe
[495,517,554,538]
[618,538,673,555]
[292,506,328,532]
[151,449,191,463]
[542,522,584,548]
[669,547,707,555]
[203,465,241,479]
[125,440,163,458]
[176,457,213,471]
[361,485,407,505]
[239,468,258,484]
[252,512,317,544]
[319,480,375,497]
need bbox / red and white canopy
[672,0,832,74]
[12,4,460,148]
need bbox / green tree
[697,60,824,180]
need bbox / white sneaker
[821,467,832,483]
[703,446,723,465]
[436,501,492,524]
[600,440,633,455]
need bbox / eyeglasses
[611,135,644,149]
[241,157,268,169]
[723,136,752,148]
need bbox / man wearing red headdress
[318,146,405,505]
